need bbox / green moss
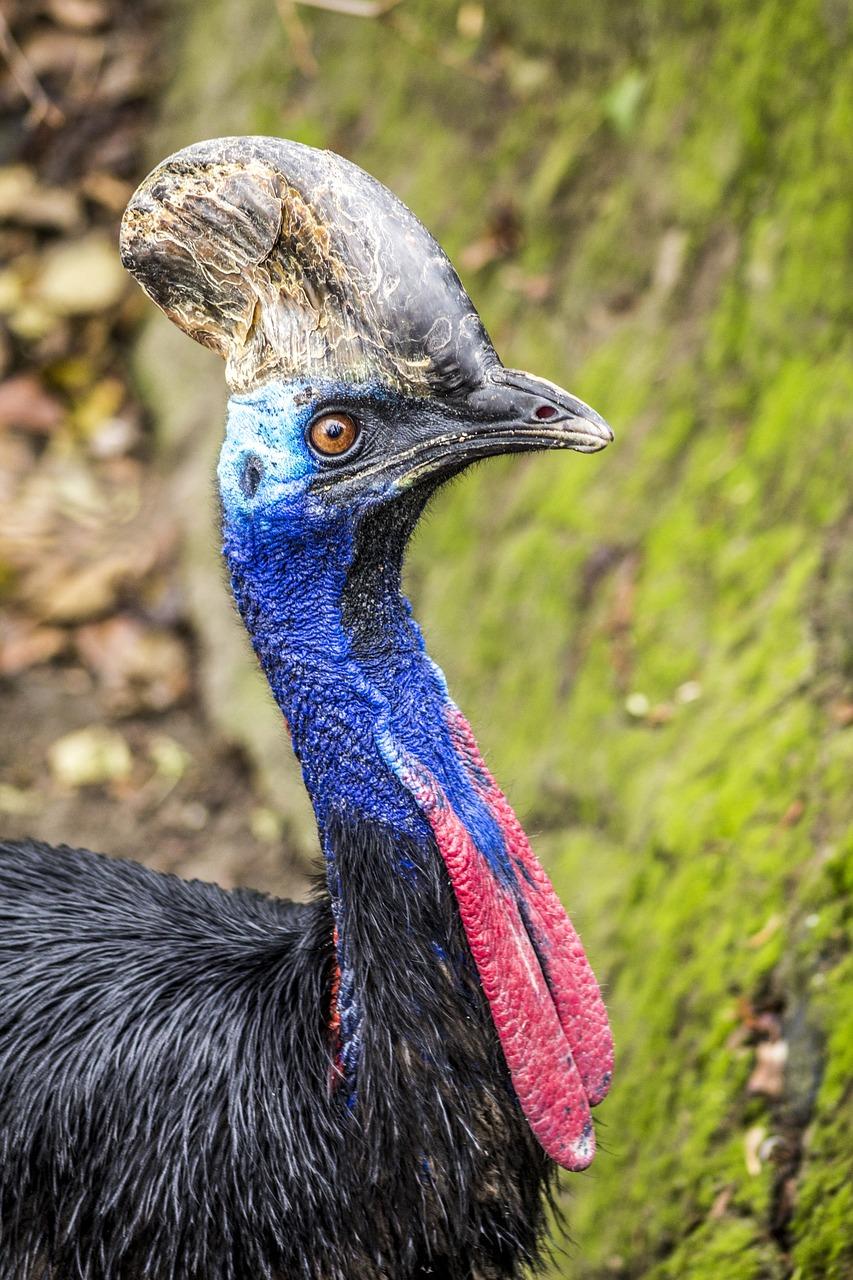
[145,0,853,1274]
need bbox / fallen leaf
[654,227,688,295]
[30,555,140,622]
[72,376,125,437]
[75,615,190,713]
[708,1184,734,1220]
[0,615,66,674]
[456,3,484,39]
[459,205,521,272]
[34,232,128,316]
[647,702,674,727]
[79,170,134,214]
[86,413,139,458]
[45,0,110,31]
[744,1125,766,1177]
[500,266,553,303]
[747,1039,788,1098]
[625,691,649,718]
[0,373,64,433]
[7,301,60,342]
[48,724,133,787]
[0,783,39,814]
[747,913,782,949]
[148,733,191,781]
[0,165,81,231]
[830,700,853,727]
[780,798,805,827]
[169,801,209,832]
[0,431,34,501]
[19,27,104,84]
[250,806,285,843]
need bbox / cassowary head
[120,136,611,539]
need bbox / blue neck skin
[218,380,510,878]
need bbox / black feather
[0,829,552,1280]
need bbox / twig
[293,0,402,17]
[275,0,319,76]
[0,12,64,129]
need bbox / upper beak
[395,366,613,489]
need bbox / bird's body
[0,139,614,1279]
[0,838,547,1279]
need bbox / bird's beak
[393,366,613,491]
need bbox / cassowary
[0,137,614,1280]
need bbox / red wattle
[426,790,595,1170]
[446,708,614,1107]
[388,747,596,1171]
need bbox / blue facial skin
[219,378,518,1089]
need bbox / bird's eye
[307,412,360,458]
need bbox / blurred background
[0,1,850,1276]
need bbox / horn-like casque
[120,136,498,399]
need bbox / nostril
[240,454,264,499]
[534,404,558,421]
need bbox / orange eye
[308,412,360,457]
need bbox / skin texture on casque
[0,137,615,1280]
[118,135,505,397]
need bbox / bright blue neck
[222,506,418,838]
[222,490,516,1098]
[221,501,509,871]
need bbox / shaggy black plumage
[0,826,551,1280]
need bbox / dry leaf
[34,232,128,316]
[747,1040,788,1099]
[0,615,66,674]
[0,373,64,433]
[48,724,133,787]
[456,3,484,39]
[45,0,110,31]
[744,1125,766,1177]
[830,700,853,727]
[708,1184,734,1220]
[75,615,190,713]
[0,165,81,230]
[79,170,134,213]
[780,798,805,827]
[29,554,142,622]
[747,913,782,949]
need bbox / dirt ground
[0,0,305,899]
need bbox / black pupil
[241,456,263,498]
[325,420,344,438]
